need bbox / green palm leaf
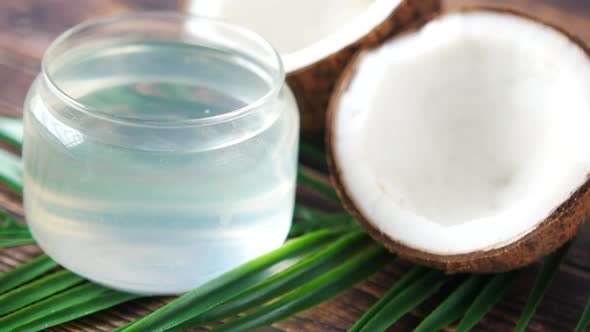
[0,255,56,294]
[299,140,326,161]
[0,149,23,193]
[414,274,489,332]
[349,265,428,332]
[356,270,454,332]
[0,211,28,232]
[297,166,339,202]
[0,117,23,148]
[0,211,32,248]
[291,206,355,236]
[9,290,139,332]
[209,242,391,332]
[120,230,338,332]
[515,241,573,332]
[0,270,84,315]
[575,298,590,332]
[172,231,373,330]
[454,271,518,332]
[0,238,34,248]
[0,282,139,332]
[0,117,24,194]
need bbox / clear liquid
[24,42,298,294]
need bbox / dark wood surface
[0,0,589,331]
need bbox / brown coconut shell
[288,0,441,139]
[326,7,590,273]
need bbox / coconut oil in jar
[23,13,299,294]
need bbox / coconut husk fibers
[289,0,441,139]
[326,7,590,273]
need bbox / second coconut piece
[327,8,590,273]
[188,0,441,137]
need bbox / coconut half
[327,8,590,273]
[186,0,441,137]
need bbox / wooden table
[0,1,589,331]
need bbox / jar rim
[40,11,286,128]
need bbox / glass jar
[23,13,299,295]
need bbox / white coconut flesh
[187,0,402,72]
[333,12,590,255]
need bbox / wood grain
[0,0,589,331]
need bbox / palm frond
[349,265,428,332]
[353,270,454,331]
[171,231,374,330]
[0,270,84,315]
[299,140,327,162]
[0,117,24,195]
[0,149,23,193]
[297,166,339,202]
[414,274,489,332]
[0,211,32,248]
[0,117,23,148]
[0,238,34,248]
[0,255,56,294]
[291,205,355,236]
[575,298,590,332]
[209,242,390,332]
[0,282,139,332]
[15,291,139,332]
[515,241,573,332]
[455,271,518,332]
[119,230,338,331]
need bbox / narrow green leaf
[297,167,339,202]
[120,230,338,332]
[358,270,454,332]
[293,205,329,221]
[0,149,23,193]
[210,243,391,332]
[0,270,84,315]
[0,229,31,237]
[0,255,57,294]
[455,271,518,332]
[414,274,489,332]
[349,266,429,332]
[0,212,34,246]
[0,117,23,148]
[0,238,34,248]
[10,290,139,332]
[290,210,355,237]
[299,140,326,162]
[173,231,374,330]
[515,241,573,332]
[0,211,27,229]
[0,282,116,330]
[575,298,590,332]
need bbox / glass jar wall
[23,13,299,295]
